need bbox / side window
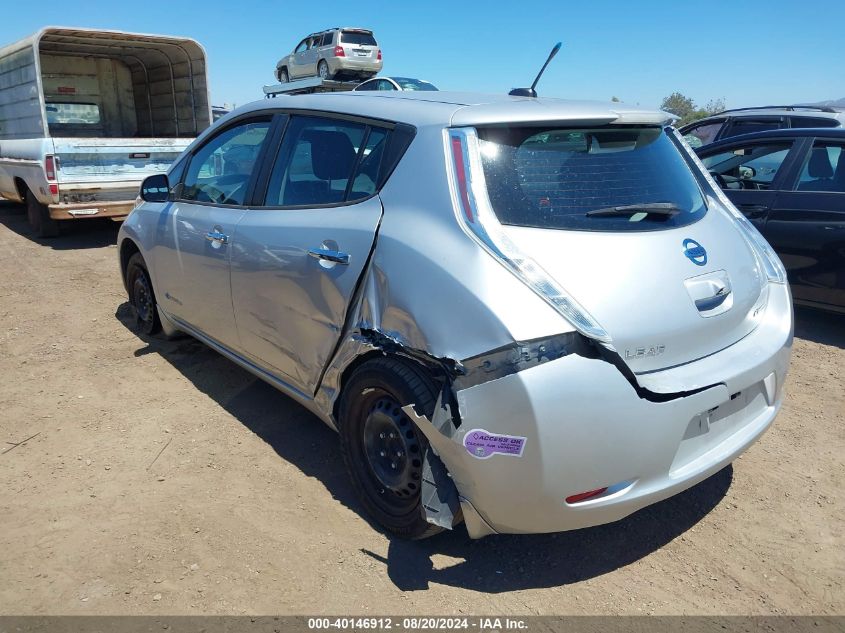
[682,120,723,148]
[321,32,333,47]
[181,119,271,205]
[790,116,839,129]
[701,143,792,191]
[167,154,189,186]
[797,142,845,192]
[377,80,395,91]
[294,40,308,54]
[356,81,377,91]
[263,116,391,206]
[349,127,390,198]
[722,118,783,139]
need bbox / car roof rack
[716,104,841,115]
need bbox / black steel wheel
[125,252,161,335]
[339,357,444,539]
[26,190,59,238]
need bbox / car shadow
[115,302,732,592]
[794,306,844,349]
[0,199,120,250]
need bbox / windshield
[393,78,437,91]
[476,126,707,232]
[340,31,377,46]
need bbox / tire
[318,60,332,80]
[125,252,161,335]
[338,357,444,539]
[26,190,59,238]
[277,67,289,83]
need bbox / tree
[660,92,696,120]
[660,92,726,127]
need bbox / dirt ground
[0,199,842,616]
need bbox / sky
[3,0,844,111]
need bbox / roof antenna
[509,42,562,98]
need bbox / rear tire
[125,252,161,336]
[318,60,332,80]
[338,357,444,539]
[26,190,59,238]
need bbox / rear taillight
[377,49,382,61]
[45,155,57,180]
[446,128,612,344]
[334,45,345,57]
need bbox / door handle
[206,230,229,244]
[308,248,349,265]
[737,204,768,218]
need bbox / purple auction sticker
[463,428,527,459]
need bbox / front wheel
[26,190,59,238]
[277,67,289,83]
[125,252,161,335]
[338,357,444,539]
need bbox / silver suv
[121,92,792,539]
[680,105,845,148]
[275,27,382,83]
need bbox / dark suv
[681,105,845,148]
[695,128,845,313]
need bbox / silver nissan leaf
[119,91,793,539]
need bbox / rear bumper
[328,57,382,75]
[48,200,134,220]
[428,284,793,537]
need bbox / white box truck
[0,27,211,236]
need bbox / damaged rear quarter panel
[315,124,573,421]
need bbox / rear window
[476,126,707,232]
[340,30,377,46]
[45,102,100,125]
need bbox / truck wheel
[338,357,444,540]
[277,67,289,83]
[318,60,332,80]
[125,252,161,335]
[26,190,59,238]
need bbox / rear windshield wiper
[585,203,681,218]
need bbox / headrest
[301,130,356,181]
[808,147,834,178]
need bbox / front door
[153,117,273,348]
[230,115,391,395]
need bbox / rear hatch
[468,125,767,374]
[338,29,379,59]
[52,137,190,198]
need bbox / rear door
[152,115,275,349]
[764,138,845,309]
[699,138,799,231]
[230,115,392,394]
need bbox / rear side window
[790,116,839,129]
[263,116,391,207]
[476,126,707,232]
[797,142,845,192]
[340,31,377,46]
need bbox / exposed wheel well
[332,349,441,426]
[13,178,28,203]
[119,238,141,290]
[277,66,288,80]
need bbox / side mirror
[140,174,171,203]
